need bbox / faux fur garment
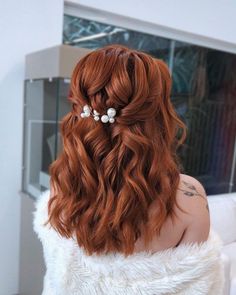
[33,190,225,295]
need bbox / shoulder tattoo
[178,180,209,213]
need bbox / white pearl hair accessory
[80,105,92,118]
[80,104,116,123]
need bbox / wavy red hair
[45,45,187,257]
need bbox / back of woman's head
[46,44,187,257]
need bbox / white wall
[0,1,63,294]
[66,0,236,53]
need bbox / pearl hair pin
[80,104,116,123]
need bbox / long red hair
[45,45,187,257]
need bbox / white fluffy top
[33,189,225,295]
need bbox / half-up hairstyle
[45,44,187,257]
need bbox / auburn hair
[45,44,187,257]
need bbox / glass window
[171,42,236,193]
[63,14,171,63]
[22,79,70,198]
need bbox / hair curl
[45,44,187,257]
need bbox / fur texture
[33,190,225,295]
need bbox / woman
[33,45,224,294]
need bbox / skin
[134,173,210,252]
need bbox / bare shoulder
[177,174,208,201]
[174,174,210,244]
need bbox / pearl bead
[85,112,90,117]
[80,113,86,118]
[109,117,115,123]
[93,110,100,115]
[107,108,116,117]
[94,115,100,121]
[83,105,90,112]
[101,115,109,123]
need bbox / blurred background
[0,0,236,294]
